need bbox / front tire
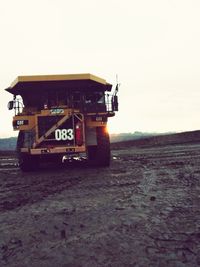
[18,153,39,172]
[17,130,39,171]
[87,126,111,167]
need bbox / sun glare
[107,120,122,134]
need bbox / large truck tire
[87,126,111,167]
[18,153,39,172]
[17,131,39,171]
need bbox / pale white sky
[1,0,200,137]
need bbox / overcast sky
[1,0,200,137]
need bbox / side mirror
[7,101,14,110]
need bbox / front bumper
[21,145,86,155]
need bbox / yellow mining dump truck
[5,73,119,171]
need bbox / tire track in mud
[0,151,143,213]
[0,143,200,266]
[0,165,86,212]
[0,164,142,212]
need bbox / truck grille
[38,116,64,138]
[37,114,84,148]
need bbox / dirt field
[0,143,200,267]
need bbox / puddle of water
[113,156,120,160]
[0,163,18,169]
[0,158,16,161]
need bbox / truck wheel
[17,131,39,171]
[87,126,111,167]
[18,153,39,172]
[16,130,24,154]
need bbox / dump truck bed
[6,73,112,95]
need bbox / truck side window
[85,93,92,104]
[96,92,104,104]
[72,91,82,108]
[48,91,57,107]
[73,92,81,102]
[57,90,67,106]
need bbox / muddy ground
[0,143,200,267]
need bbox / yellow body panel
[13,115,35,131]
[21,145,86,155]
[10,73,111,89]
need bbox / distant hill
[111,130,200,149]
[0,137,17,151]
[0,132,163,151]
[110,131,171,143]
[1,130,200,151]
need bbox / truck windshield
[20,89,107,112]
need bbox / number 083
[55,129,74,141]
